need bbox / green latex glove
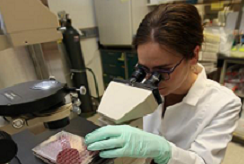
[85,125,171,164]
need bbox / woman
[85,4,241,164]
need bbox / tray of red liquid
[32,131,98,164]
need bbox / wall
[41,42,67,83]
[0,47,37,89]
[48,0,104,97]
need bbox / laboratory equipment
[0,130,18,164]
[98,67,162,124]
[0,79,86,134]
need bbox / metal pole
[26,44,50,80]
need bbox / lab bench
[10,117,113,164]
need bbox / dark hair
[133,4,203,60]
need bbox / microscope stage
[0,80,67,116]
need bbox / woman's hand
[85,125,171,164]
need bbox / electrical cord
[70,68,101,102]
[85,68,101,102]
[3,116,10,123]
[60,42,101,102]
[14,155,22,164]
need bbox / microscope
[0,79,87,135]
[0,1,96,163]
[98,65,163,125]
[0,79,88,164]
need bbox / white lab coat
[143,64,242,164]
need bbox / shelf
[218,53,244,61]
[195,0,241,6]
[147,0,185,6]
[147,0,241,7]
[217,53,244,70]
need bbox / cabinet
[218,54,244,144]
[100,50,138,88]
[94,0,149,46]
[219,55,244,99]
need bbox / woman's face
[137,42,194,96]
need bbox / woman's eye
[140,66,150,72]
[155,68,171,72]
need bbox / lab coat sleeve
[166,97,241,164]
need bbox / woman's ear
[190,45,200,65]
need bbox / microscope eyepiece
[144,72,162,87]
[129,67,146,84]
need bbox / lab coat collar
[182,64,207,106]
